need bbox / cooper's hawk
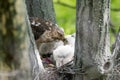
[29,17,67,67]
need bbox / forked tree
[73,0,120,80]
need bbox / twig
[111,8,120,12]
[54,1,76,9]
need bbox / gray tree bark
[0,0,32,80]
[107,31,120,80]
[73,0,112,80]
[27,19,45,80]
[25,0,56,23]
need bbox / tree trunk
[25,0,56,23]
[0,0,32,80]
[73,0,112,80]
[27,19,45,80]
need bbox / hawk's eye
[59,34,63,37]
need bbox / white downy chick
[65,34,75,47]
[53,45,74,68]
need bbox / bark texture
[74,0,111,80]
[25,0,56,23]
[0,0,32,80]
[27,19,45,80]
[107,31,120,80]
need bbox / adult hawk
[29,17,66,67]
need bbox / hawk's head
[29,17,65,43]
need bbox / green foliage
[110,0,120,45]
[53,0,76,35]
[54,0,120,45]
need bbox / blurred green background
[53,0,120,45]
[53,0,76,35]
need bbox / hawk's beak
[62,38,68,45]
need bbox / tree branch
[112,30,120,65]
[54,1,76,9]
[107,31,120,80]
[111,8,120,12]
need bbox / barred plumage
[29,17,65,43]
